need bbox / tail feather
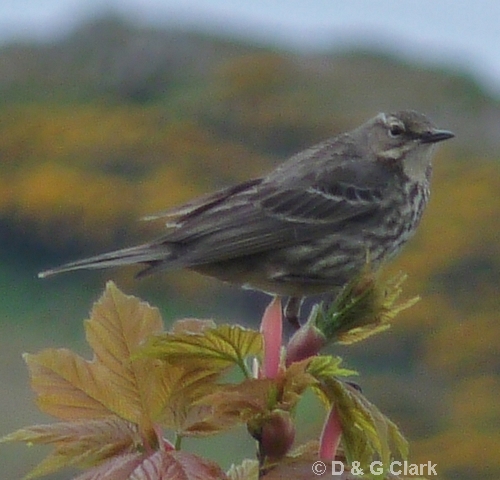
[38,243,171,279]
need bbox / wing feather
[156,178,382,266]
[142,178,262,223]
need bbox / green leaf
[316,268,419,345]
[140,324,263,376]
[315,378,408,477]
[306,355,358,380]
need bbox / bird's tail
[38,243,170,279]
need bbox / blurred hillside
[1,16,499,480]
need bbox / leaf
[316,378,408,475]
[72,453,146,480]
[170,318,217,334]
[307,355,358,380]
[287,439,320,459]
[9,283,187,478]
[192,357,352,437]
[72,447,229,480]
[197,378,275,430]
[84,281,165,424]
[259,441,320,480]
[141,324,262,375]
[129,450,228,480]
[154,367,224,435]
[227,459,259,480]
[164,403,218,437]
[316,269,419,345]
[23,282,168,431]
[2,417,142,480]
[262,441,409,479]
[278,359,319,410]
[24,349,117,421]
[260,442,356,480]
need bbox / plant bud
[285,321,326,366]
[259,410,296,460]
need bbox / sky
[1,0,500,96]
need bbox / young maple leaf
[135,318,265,438]
[3,278,416,480]
[128,450,228,480]
[317,269,419,345]
[23,281,168,429]
[2,282,230,479]
[312,376,408,475]
[140,322,263,377]
[2,418,145,479]
[68,447,228,480]
[150,363,223,437]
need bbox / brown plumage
[39,110,454,325]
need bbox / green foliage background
[1,16,499,480]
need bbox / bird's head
[359,110,454,181]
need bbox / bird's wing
[159,171,385,266]
[142,178,262,224]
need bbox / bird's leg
[284,296,303,330]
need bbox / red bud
[259,410,296,460]
[285,322,326,366]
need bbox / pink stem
[319,405,342,461]
[260,296,282,379]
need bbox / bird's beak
[420,129,455,144]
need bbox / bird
[39,110,454,327]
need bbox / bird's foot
[284,296,303,330]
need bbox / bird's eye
[388,123,405,138]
